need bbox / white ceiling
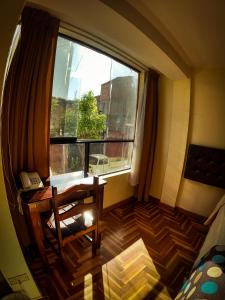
[28,0,225,79]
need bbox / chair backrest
[51,176,100,244]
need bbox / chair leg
[96,232,102,249]
[58,244,65,264]
[92,231,97,256]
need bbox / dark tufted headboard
[184,144,225,189]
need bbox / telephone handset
[19,171,44,190]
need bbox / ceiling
[126,0,225,69]
[28,0,225,79]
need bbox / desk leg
[28,203,48,266]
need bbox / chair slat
[43,176,103,262]
[58,202,96,221]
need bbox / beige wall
[177,69,225,216]
[150,75,173,199]
[103,172,134,208]
[0,1,40,298]
[161,78,190,207]
[152,69,225,217]
[151,75,191,207]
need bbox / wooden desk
[22,176,106,265]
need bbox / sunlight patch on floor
[101,238,172,300]
[84,273,93,300]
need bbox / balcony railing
[50,137,134,177]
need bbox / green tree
[77,91,106,139]
[64,101,79,136]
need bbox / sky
[52,37,138,100]
[69,45,111,98]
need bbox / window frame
[50,32,141,177]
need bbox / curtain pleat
[137,70,159,201]
[1,7,59,244]
[2,6,59,181]
[129,71,147,186]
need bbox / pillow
[175,245,225,299]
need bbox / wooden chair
[44,176,103,261]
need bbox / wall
[177,68,225,216]
[103,172,134,208]
[152,69,225,217]
[151,75,191,207]
[160,78,190,207]
[0,1,40,298]
[150,75,173,199]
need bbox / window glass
[50,36,138,140]
[89,142,133,175]
[50,144,84,176]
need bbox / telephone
[19,171,44,190]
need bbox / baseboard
[102,197,136,216]
[103,195,206,222]
[148,196,160,204]
[149,196,206,221]
[149,196,174,211]
[159,202,174,212]
[175,206,207,222]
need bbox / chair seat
[47,202,88,238]
[47,213,87,239]
[46,206,105,240]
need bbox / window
[50,35,139,176]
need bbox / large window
[50,35,139,176]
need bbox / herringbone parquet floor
[29,200,208,300]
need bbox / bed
[175,144,225,299]
[194,194,225,267]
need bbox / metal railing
[50,137,133,177]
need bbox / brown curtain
[1,7,59,244]
[137,70,159,201]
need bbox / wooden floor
[29,200,208,300]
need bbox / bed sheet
[194,201,225,268]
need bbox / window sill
[49,169,130,191]
[100,169,130,179]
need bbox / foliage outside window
[50,35,139,176]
